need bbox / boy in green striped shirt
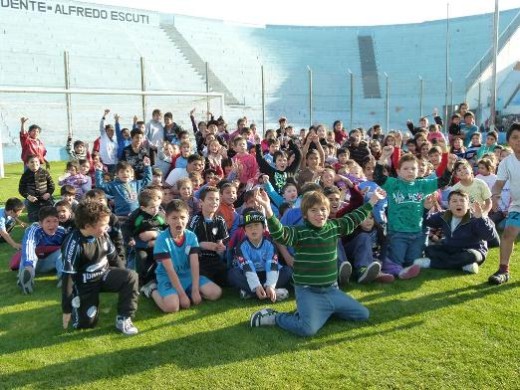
[250,187,385,336]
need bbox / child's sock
[499,264,509,273]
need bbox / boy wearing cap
[228,209,292,301]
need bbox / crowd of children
[3,106,518,337]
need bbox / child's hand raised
[94,161,104,171]
[143,156,151,166]
[103,109,110,116]
[472,202,484,218]
[114,114,120,122]
[447,154,458,170]
[20,117,29,125]
[381,145,394,159]
[368,188,386,205]
[189,107,196,116]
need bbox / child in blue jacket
[414,189,499,274]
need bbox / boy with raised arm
[250,187,385,337]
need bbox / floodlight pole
[490,0,499,130]
[308,66,313,127]
[261,65,266,136]
[348,69,354,130]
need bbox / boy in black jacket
[61,201,139,335]
[19,155,54,222]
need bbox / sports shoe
[19,268,34,294]
[338,261,352,286]
[488,270,510,285]
[250,308,278,327]
[115,316,139,335]
[398,264,421,280]
[140,280,157,298]
[357,262,381,284]
[375,272,395,283]
[413,257,431,269]
[239,289,252,300]
[462,262,479,274]
[275,288,289,301]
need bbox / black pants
[136,249,157,286]
[199,255,227,287]
[72,268,138,329]
[425,245,484,270]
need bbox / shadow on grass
[0,320,423,388]
[363,280,519,326]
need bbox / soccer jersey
[154,229,200,279]
[62,230,121,283]
[21,223,66,266]
[187,213,228,261]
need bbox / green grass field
[0,162,518,389]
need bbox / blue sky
[92,0,519,26]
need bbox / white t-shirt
[451,177,491,205]
[497,154,520,213]
[475,173,497,192]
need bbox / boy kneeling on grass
[61,202,139,335]
[250,187,385,337]
[143,199,222,313]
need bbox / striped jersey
[267,203,372,286]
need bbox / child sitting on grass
[61,201,139,335]
[17,206,66,294]
[95,158,152,218]
[144,199,222,312]
[250,187,385,337]
[414,190,499,274]
[228,209,292,301]
[0,198,25,250]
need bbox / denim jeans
[19,249,62,278]
[275,284,369,337]
[343,232,374,269]
[387,231,426,266]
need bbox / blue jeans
[19,250,62,278]
[343,232,374,268]
[275,284,369,337]
[387,231,426,266]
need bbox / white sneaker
[462,262,479,274]
[19,268,34,294]
[275,288,289,301]
[413,257,431,269]
[250,308,278,327]
[140,281,157,298]
[115,316,139,336]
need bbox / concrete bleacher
[0,1,519,163]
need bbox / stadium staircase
[160,24,242,106]
[357,35,381,99]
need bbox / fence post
[140,57,146,121]
[308,66,313,127]
[348,69,354,130]
[261,65,266,136]
[384,72,389,132]
[64,51,72,137]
